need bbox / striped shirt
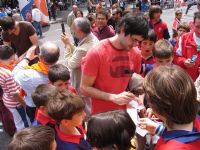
[0,67,21,108]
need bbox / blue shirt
[55,125,91,150]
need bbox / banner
[34,0,49,25]
[18,0,49,25]
[18,0,34,21]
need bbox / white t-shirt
[32,8,41,22]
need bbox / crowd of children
[0,2,200,150]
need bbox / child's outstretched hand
[138,118,159,135]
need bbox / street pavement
[0,5,198,150]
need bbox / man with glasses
[0,16,38,60]
[80,14,148,114]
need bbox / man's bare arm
[80,73,135,105]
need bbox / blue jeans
[32,21,42,37]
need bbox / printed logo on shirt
[110,55,133,78]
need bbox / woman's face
[76,11,83,18]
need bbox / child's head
[32,84,59,108]
[140,30,157,57]
[47,91,86,126]
[177,22,190,37]
[175,10,182,20]
[8,125,56,150]
[48,64,70,92]
[0,45,15,64]
[153,39,173,66]
[149,5,162,21]
[143,66,198,127]
[87,110,136,150]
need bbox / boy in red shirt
[149,5,170,40]
[47,92,91,150]
[31,84,58,127]
[48,64,76,94]
[141,66,200,150]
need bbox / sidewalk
[49,5,88,24]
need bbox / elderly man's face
[72,23,82,40]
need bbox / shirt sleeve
[81,49,100,77]
[26,22,36,36]
[163,28,170,39]
[5,74,20,95]
[66,47,88,69]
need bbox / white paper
[127,100,148,137]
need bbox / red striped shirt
[0,67,21,108]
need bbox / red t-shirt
[81,39,142,114]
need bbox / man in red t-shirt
[80,14,148,114]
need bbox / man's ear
[60,119,69,126]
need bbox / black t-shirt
[2,21,36,57]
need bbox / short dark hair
[40,44,60,64]
[194,11,200,23]
[87,110,136,150]
[175,10,182,16]
[47,91,85,123]
[74,9,83,17]
[117,13,148,38]
[0,45,15,60]
[115,8,123,17]
[8,125,55,150]
[143,66,198,127]
[144,30,157,43]
[48,64,70,83]
[149,5,162,20]
[96,10,108,20]
[32,84,59,107]
[153,39,173,58]
[0,16,15,31]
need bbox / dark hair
[153,39,173,58]
[114,8,123,17]
[143,66,198,127]
[177,22,190,32]
[144,30,157,43]
[47,91,85,122]
[75,9,83,17]
[40,44,60,64]
[87,13,95,22]
[48,64,70,83]
[87,110,136,150]
[149,5,162,20]
[175,10,182,16]
[117,13,148,38]
[74,17,91,34]
[0,16,15,31]
[96,10,108,20]
[8,125,55,150]
[194,11,200,23]
[0,45,15,60]
[32,84,59,107]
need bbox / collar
[162,116,200,143]
[36,109,55,125]
[78,33,93,46]
[56,125,86,144]
[98,25,109,33]
[150,19,162,26]
[142,55,153,62]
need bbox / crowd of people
[0,1,199,150]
